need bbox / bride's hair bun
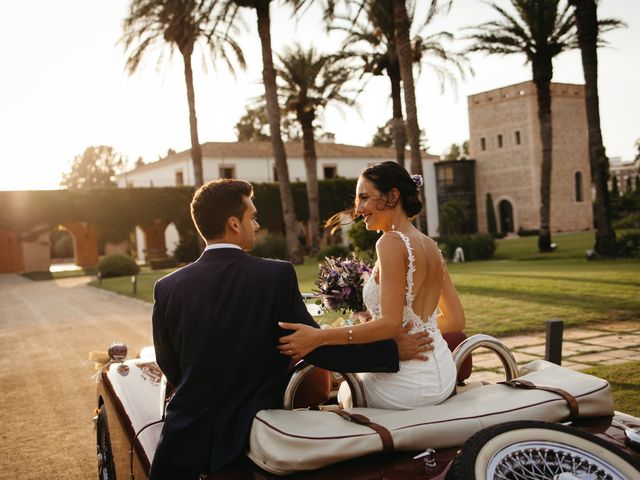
[361,161,423,217]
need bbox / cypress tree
[610,175,619,197]
[635,175,640,192]
[486,193,498,234]
[626,176,632,193]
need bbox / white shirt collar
[204,243,242,251]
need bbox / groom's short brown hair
[191,179,253,240]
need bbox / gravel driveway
[0,274,153,479]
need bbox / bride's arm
[279,234,406,360]
[436,267,465,334]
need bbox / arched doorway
[498,199,514,233]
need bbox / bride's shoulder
[376,232,407,255]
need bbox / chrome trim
[452,334,519,383]
[108,342,128,362]
[283,362,367,409]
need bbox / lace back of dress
[392,231,416,309]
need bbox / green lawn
[88,231,640,336]
[582,361,640,417]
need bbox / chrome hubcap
[487,441,626,480]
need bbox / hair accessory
[411,174,423,189]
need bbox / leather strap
[332,410,395,453]
[500,379,579,420]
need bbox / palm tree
[569,0,624,256]
[122,0,245,187]
[231,0,304,263]
[393,0,426,232]
[466,0,580,252]
[335,0,468,169]
[275,45,356,255]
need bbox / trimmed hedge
[615,229,640,258]
[252,233,288,260]
[0,179,358,244]
[97,254,140,278]
[347,219,381,255]
[442,234,496,261]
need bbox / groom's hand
[395,324,433,361]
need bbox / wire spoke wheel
[488,441,626,479]
[449,421,640,480]
[96,407,117,480]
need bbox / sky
[0,0,638,191]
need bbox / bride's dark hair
[325,161,423,233]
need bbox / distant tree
[334,0,469,168]
[232,0,305,263]
[444,143,461,160]
[134,156,145,168]
[234,101,302,142]
[486,193,497,235]
[626,177,633,193]
[61,146,123,189]
[122,0,245,187]
[439,197,470,236]
[466,0,579,252]
[569,0,624,256]
[635,138,640,161]
[610,174,619,197]
[235,104,271,141]
[636,175,640,192]
[276,44,356,256]
[462,140,469,158]
[371,120,395,148]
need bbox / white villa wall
[118,158,194,188]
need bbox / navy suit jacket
[150,248,399,475]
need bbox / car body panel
[96,349,640,480]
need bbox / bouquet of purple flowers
[314,256,372,314]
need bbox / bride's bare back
[375,228,465,334]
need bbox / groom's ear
[227,216,241,233]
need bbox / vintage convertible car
[95,318,640,479]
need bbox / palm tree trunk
[255,1,303,263]
[393,0,427,233]
[181,47,204,187]
[534,65,554,252]
[571,0,616,256]
[388,61,406,168]
[299,111,321,256]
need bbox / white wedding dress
[339,231,457,410]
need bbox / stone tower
[468,81,593,234]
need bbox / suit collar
[198,247,248,262]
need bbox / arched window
[575,172,584,202]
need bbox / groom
[149,179,432,479]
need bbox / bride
[278,161,465,409]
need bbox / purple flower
[411,174,424,188]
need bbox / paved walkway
[0,274,152,479]
[468,321,640,384]
[1,273,639,478]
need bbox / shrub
[53,234,74,258]
[173,233,201,263]
[443,234,496,261]
[518,227,539,237]
[97,254,140,278]
[615,229,640,258]
[347,219,380,255]
[252,233,287,260]
[439,198,471,236]
[486,193,497,235]
[613,212,640,230]
[316,244,350,261]
[149,257,178,270]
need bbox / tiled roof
[124,141,427,174]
